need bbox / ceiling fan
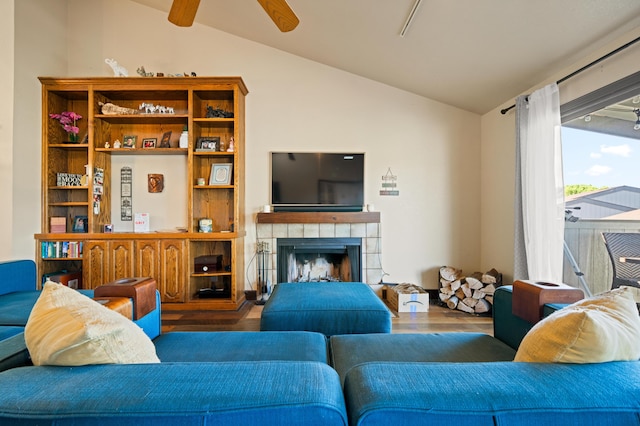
[168,0,299,32]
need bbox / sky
[561,126,638,189]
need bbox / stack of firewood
[438,266,502,314]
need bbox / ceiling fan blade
[257,0,299,32]
[168,0,200,27]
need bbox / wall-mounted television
[271,152,364,212]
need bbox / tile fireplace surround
[256,212,383,286]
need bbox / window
[561,71,640,220]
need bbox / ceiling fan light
[634,120,640,130]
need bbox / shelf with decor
[37,77,248,310]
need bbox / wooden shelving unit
[36,77,248,310]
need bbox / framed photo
[160,131,172,148]
[123,135,137,148]
[142,138,157,148]
[72,216,88,233]
[209,163,233,185]
[196,137,219,152]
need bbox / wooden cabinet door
[160,239,186,303]
[83,241,110,289]
[109,240,134,282]
[135,240,160,281]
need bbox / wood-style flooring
[161,300,494,335]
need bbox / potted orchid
[49,111,83,143]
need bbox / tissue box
[387,290,429,312]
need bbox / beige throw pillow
[25,280,160,366]
[514,287,640,363]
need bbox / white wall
[480,28,640,284]
[9,0,68,260]
[0,0,15,260]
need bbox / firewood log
[440,266,462,282]
[446,295,459,309]
[475,298,491,313]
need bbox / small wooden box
[387,290,429,312]
[50,217,66,233]
[512,280,584,323]
[94,277,156,320]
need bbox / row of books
[41,241,83,259]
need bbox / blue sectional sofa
[1,257,639,425]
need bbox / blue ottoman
[260,283,392,336]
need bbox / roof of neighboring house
[566,185,640,220]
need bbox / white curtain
[514,83,565,282]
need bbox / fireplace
[277,238,361,283]
[256,211,382,285]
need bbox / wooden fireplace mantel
[256,212,380,224]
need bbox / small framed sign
[209,163,233,185]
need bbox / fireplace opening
[277,238,361,283]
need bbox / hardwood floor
[161,300,494,335]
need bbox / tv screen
[271,152,364,212]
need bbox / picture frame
[159,131,172,148]
[142,138,157,148]
[72,215,88,233]
[123,135,137,148]
[196,136,219,152]
[209,163,233,185]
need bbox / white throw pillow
[25,280,160,366]
[514,287,640,363]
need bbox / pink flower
[49,111,82,135]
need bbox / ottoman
[260,283,392,336]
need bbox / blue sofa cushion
[260,282,392,336]
[330,332,516,385]
[154,331,329,363]
[0,260,36,295]
[0,361,348,425]
[0,292,41,326]
[344,361,640,426]
[0,327,29,372]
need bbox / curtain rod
[500,34,640,115]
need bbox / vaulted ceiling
[132,0,640,114]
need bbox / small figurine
[113,140,121,149]
[105,58,128,77]
[104,141,110,149]
[227,136,235,152]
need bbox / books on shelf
[41,241,83,259]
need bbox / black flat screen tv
[271,152,364,212]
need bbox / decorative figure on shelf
[104,141,110,149]
[113,140,121,149]
[227,136,235,152]
[137,66,154,77]
[205,105,234,118]
[105,58,128,77]
[139,102,155,114]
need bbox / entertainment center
[35,76,247,310]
